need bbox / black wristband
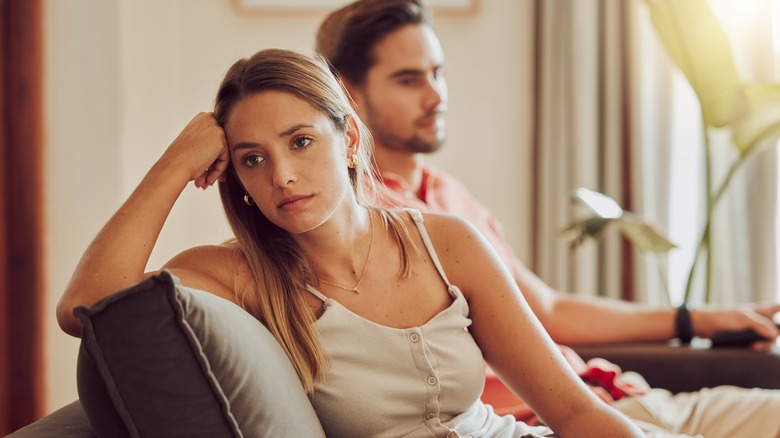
[675,304,694,344]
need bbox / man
[316,0,780,436]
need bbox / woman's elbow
[56,297,82,338]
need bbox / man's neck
[373,145,425,195]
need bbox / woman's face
[224,90,357,234]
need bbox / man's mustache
[416,108,446,124]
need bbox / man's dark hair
[316,0,433,87]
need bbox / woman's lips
[277,194,313,210]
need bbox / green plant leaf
[641,0,745,128]
[563,214,676,254]
[616,217,677,253]
[562,216,615,250]
[570,187,624,219]
[566,188,676,253]
[732,83,780,153]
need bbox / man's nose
[423,75,446,112]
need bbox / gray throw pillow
[74,271,325,438]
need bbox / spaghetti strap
[404,209,452,287]
[306,284,328,302]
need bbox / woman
[57,49,643,437]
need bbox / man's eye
[243,155,264,167]
[293,136,312,148]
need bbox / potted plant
[566,0,780,305]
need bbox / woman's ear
[344,114,361,158]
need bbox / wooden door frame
[1,0,44,433]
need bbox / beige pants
[615,386,780,438]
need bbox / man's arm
[515,262,780,345]
[374,167,780,346]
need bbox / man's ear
[342,79,364,114]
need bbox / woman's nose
[271,157,297,187]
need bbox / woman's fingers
[194,172,209,189]
[205,143,231,186]
[193,136,229,190]
[197,112,230,188]
[164,112,231,188]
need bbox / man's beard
[367,115,446,154]
[376,129,444,154]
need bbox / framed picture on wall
[233,0,477,15]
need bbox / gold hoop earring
[347,154,358,169]
[243,194,254,206]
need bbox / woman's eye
[242,155,264,167]
[292,136,312,149]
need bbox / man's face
[350,24,447,155]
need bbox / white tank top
[306,209,553,438]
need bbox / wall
[43,0,534,412]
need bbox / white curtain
[532,0,779,306]
[634,0,779,306]
[532,0,651,303]
[661,0,779,306]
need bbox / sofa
[573,339,780,394]
[8,272,780,437]
[10,271,325,438]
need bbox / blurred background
[2,0,779,433]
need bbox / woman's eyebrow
[231,124,316,151]
[233,141,260,151]
[280,124,315,138]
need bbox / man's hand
[691,304,780,350]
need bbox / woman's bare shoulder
[415,211,504,293]
[164,241,246,271]
[157,241,255,308]
[418,211,479,238]
[390,209,480,253]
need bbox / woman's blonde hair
[214,49,414,392]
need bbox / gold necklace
[317,211,375,294]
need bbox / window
[657,0,780,304]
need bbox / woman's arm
[426,214,644,437]
[57,112,230,337]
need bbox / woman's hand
[161,112,230,189]
[57,112,231,337]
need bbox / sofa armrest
[6,401,94,438]
[572,340,780,393]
